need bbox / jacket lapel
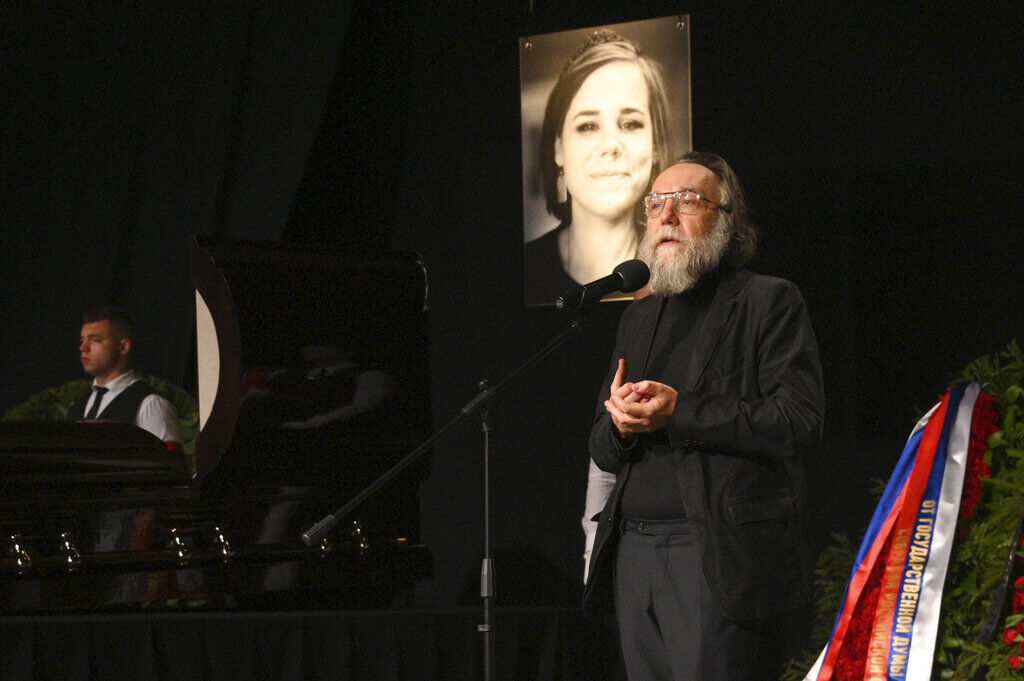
[638,296,669,380]
[685,268,747,390]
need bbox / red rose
[971,396,999,439]
[966,478,981,500]
[967,452,980,470]
[1014,590,1024,613]
[960,475,982,521]
[959,410,994,526]
[1006,627,1020,646]
[1011,654,1024,671]
[974,392,998,422]
[1015,577,1024,590]
[968,394,999,453]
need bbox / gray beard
[639,216,731,295]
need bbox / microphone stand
[302,307,595,681]
[477,391,495,681]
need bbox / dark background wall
[2,2,1021,608]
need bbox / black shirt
[619,277,717,520]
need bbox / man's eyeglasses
[641,190,728,218]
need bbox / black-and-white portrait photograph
[520,16,692,306]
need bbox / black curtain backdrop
[2,1,1022,613]
[0,608,614,681]
[2,1,353,398]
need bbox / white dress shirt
[582,457,617,582]
[83,370,183,444]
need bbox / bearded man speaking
[582,152,825,681]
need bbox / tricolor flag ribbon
[805,383,981,681]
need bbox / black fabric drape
[0,608,620,681]
[1,2,353,408]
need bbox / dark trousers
[614,519,782,681]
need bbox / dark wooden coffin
[0,237,432,611]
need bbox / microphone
[555,259,650,311]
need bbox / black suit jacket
[583,268,824,621]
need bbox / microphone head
[612,259,650,293]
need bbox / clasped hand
[604,359,678,437]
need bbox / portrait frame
[520,16,692,306]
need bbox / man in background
[67,306,181,445]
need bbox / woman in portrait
[525,30,674,305]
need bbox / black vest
[67,380,155,424]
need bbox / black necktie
[85,387,109,420]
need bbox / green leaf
[989,431,1009,449]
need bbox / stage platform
[0,606,622,680]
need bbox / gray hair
[672,152,757,267]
